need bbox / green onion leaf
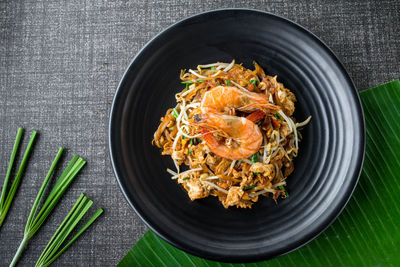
[172,109,179,119]
[185,84,189,90]
[274,113,283,120]
[10,150,86,267]
[182,135,186,140]
[181,81,194,85]
[225,80,231,86]
[211,66,215,71]
[190,139,193,145]
[188,148,192,155]
[216,83,221,86]
[35,194,103,267]
[182,177,189,181]
[244,185,256,190]
[251,152,259,163]
[196,138,202,143]
[253,172,260,176]
[0,129,37,229]
[197,79,204,83]
[278,185,284,190]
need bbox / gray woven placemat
[0,0,399,266]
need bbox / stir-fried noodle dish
[153,60,311,208]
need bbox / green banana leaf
[119,80,400,267]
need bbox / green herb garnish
[0,128,37,229]
[172,108,179,119]
[182,135,186,140]
[278,185,289,198]
[253,172,260,176]
[250,79,258,85]
[188,148,192,155]
[10,149,86,266]
[211,66,215,71]
[196,138,202,143]
[244,185,256,190]
[225,80,231,86]
[181,81,194,91]
[216,83,221,86]
[251,152,259,163]
[274,113,283,120]
[197,79,204,83]
[190,138,193,145]
[35,194,103,267]
[182,177,189,181]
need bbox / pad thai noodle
[153,60,311,208]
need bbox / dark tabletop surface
[0,0,399,266]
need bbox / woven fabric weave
[0,0,399,265]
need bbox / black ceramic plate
[109,9,365,262]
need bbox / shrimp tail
[246,111,265,123]
[201,128,217,145]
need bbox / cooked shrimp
[195,112,262,160]
[201,86,279,114]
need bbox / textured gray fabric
[0,0,398,266]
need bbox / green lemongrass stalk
[0,128,37,228]
[10,149,86,267]
[36,194,103,267]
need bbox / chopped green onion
[172,109,179,119]
[182,135,186,140]
[225,80,231,86]
[196,138,202,143]
[278,185,289,198]
[190,138,193,145]
[274,113,283,120]
[181,81,194,90]
[182,177,189,181]
[244,185,256,190]
[250,79,258,85]
[211,66,215,71]
[216,83,221,86]
[253,172,260,176]
[251,152,259,163]
[197,79,204,83]
[188,148,192,155]
[35,194,103,267]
